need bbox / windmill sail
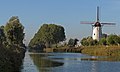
[80,21,94,24]
[101,23,116,25]
[97,6,99,22]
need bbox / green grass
[81,46,120,56]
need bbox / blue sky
[0,0,120,45]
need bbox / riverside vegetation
[28,23,120,57]
[0,16,26,72]
[52,35,120,56]
[80,35,120,56]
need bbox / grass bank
[81,46,120,56]
[44,46,83,53]
[44,45,120,57]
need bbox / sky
[0,0,120,45]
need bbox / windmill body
[92,22,102,41]
[81,6,115,41]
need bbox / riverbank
[81,46,120,56]
[44,47,83,53]
[44,46,120,56]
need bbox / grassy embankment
[45,45,120,56]
[44,46,83,53]
[81,45,120,56]
[44,45,120,61]
[0,45,26,72]
[80,45,120,61]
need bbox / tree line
[29,23,120,52]
[81,34,120,46]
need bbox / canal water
[21,52,120,72]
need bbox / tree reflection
[29,54,64,72]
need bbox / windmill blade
[101,23,116,25]
[97,6,99,22]
[80,21,94,24]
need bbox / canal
[21,52,120,72]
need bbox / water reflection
[29,53,64,72]
[21,53,120,72]
[91,61,98,72]
[81,56,120,62]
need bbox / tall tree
[68,38,79,47]
[29,24,66,48]
[4,16,25,45]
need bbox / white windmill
[81,6,115,41]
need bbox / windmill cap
[94,22,101,27]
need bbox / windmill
[81,6,115,41]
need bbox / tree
[74,38,79,46]
[0,26,6,45]
[81,36,98,46]
[81,37,89,46]
[113,35,120,45]
[99,38,107,45]
[87,37,93,46]
[68,38,79,47]
[4,16,25,45]
[29,24,66,48]
[81,34,120,46]
[107,34,120,45]
[68,38,74,47]
[107,35,115,45]
[92,40,99,45]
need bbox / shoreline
[43,45,120,56]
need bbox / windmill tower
[81,6,115,41]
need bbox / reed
[81,46,120,56]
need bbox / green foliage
[92,39,98,45]
[107,34,120,45]
[29,24,66,48]
[68,38,79,47]
[81,36,98,46]
[0,26,7,45]
[4,16,24,45]
[99,37,107,45]
[81,38,89,46]
[68,38,75,47]
[81,34,120,46]
[0,16,26,71]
